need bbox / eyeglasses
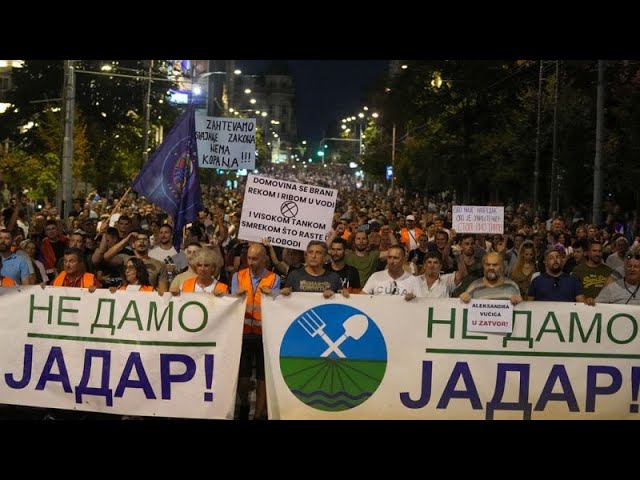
[553,277,560,288]
[391,280,399,295]
[626,254,640,260]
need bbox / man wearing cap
[82,217,98,239]
[399,215,423,253]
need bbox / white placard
[195,114,256,170]
[238,174,337,251]
[467,299,513,333]
[452,205,504,234]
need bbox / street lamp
[191,68,241,116]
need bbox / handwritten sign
[238,174,337,250]
[467,299,513,333]
[452,205,504,234]
[195,114,256,170]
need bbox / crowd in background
[2,163,640,419]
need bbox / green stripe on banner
[425,348,640,360]
[28,333,216,347]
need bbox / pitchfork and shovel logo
[279,304,387,412]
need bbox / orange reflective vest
[238,268,277,335]
[181,277,229,294]
[118,285,155,292]
[1,276,16,287]
[400,227,423,251]
[52,272,96,288]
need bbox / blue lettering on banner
[5,344,33,389]
[2,345,208,411]
[160,353,196,400]
[585,365,622,412]
[486,363,532,420]
[115,352,156,399]
[534,364,579,412]
[400,361,433,408]
[35,346,72,393]
[437,362,482,410]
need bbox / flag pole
[113,187,132,212]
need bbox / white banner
[262,294,640,419]
[0,287,246,419]
[452,205,504,234]
[195,114,256,170]
[238,174,337,250]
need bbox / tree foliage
[362,59,640,215]
[2,60,181,195]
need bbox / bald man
[460,252,522,305]
[231,242,280,420]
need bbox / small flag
[132,107,202,251]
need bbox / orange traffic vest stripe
[181,277,229,294]
[400,227,423,250]
[52,272,95,288]
[238,268,277,335]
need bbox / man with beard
[460,252,522,304]
[0,229,32,285]
[571,241,612,300]
[528,249,588,303]
[327,238,361,293]
[344,231,386,286]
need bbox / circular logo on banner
[280,200,298,218]
[280,304,387,412]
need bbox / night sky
[235,60,389,144]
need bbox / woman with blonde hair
[180,248,228,295]
[508,240,539,300]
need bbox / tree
[2,60,181,194]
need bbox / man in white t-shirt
[149,224,178,262]
[415,251,466,298]
[362,244,418,299]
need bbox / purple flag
[132,107,202,251]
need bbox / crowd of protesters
[2,163,640,419]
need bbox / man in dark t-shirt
[327,238,361,293]
[281,241,343,296]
